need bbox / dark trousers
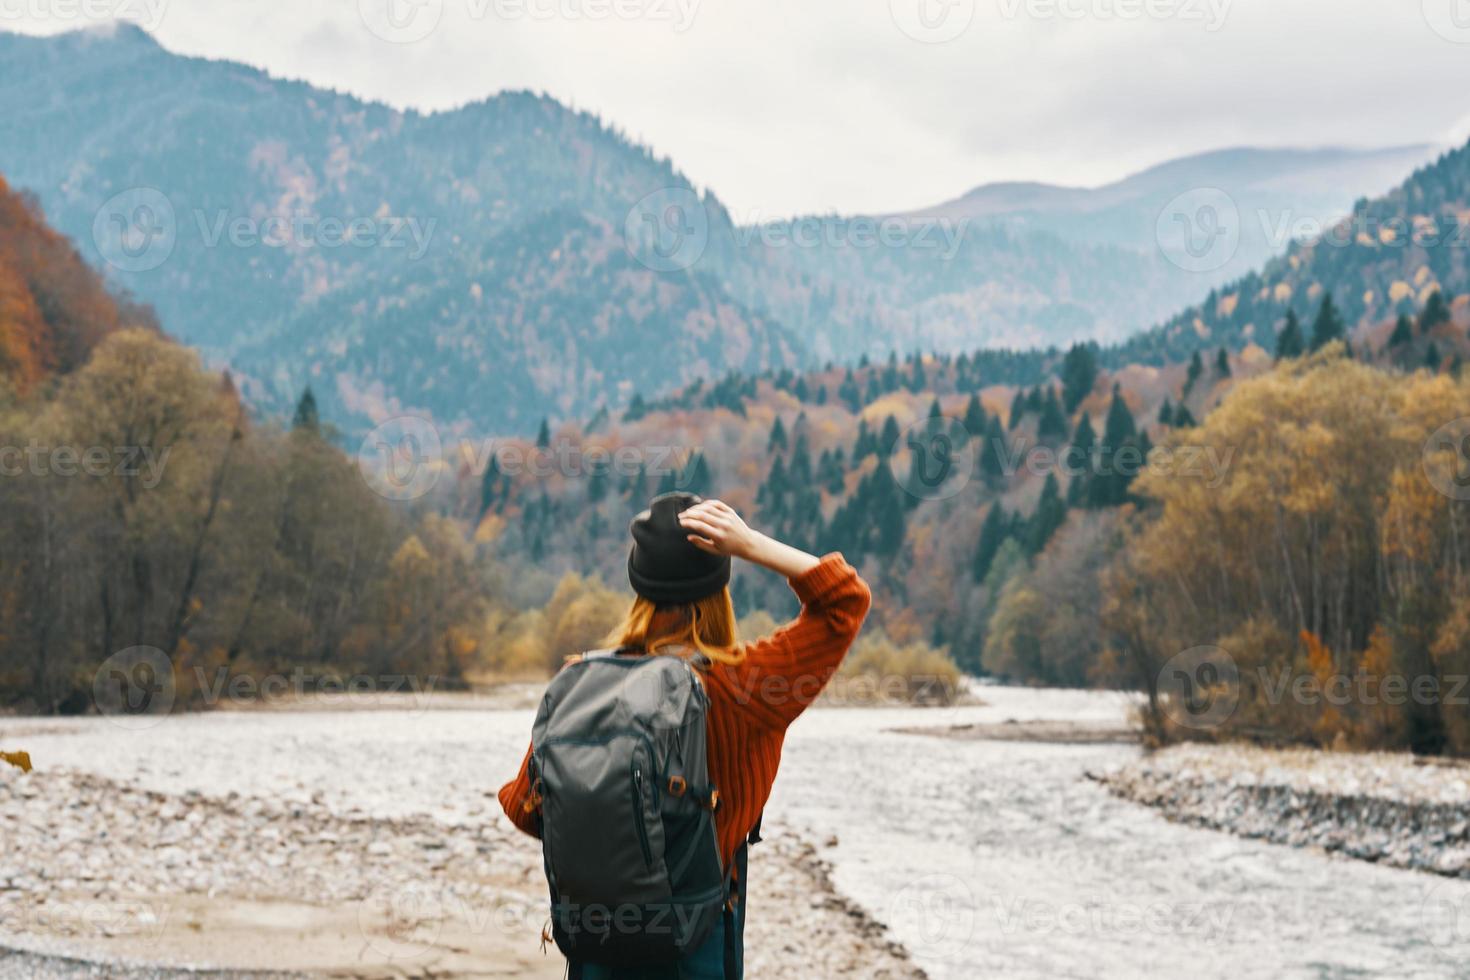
[568,847,747,980]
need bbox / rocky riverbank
[1,765,922,978]
[1093,743,1470,876]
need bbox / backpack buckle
[668,776,687,797]
[524,778,544,813]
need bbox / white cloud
[5,0,1468,217]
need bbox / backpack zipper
[632,765,654,869]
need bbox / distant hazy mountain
[1109,138,1470,367]
[0,24,797,432]
[0,25,1436,434]
[905,144,1435,286]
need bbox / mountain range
[0,24,1442,435]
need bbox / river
[7,686,1466,979]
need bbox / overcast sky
[7,0,1470,217]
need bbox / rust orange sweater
[498,552,871,869]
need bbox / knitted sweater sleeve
[498,743,540,839]
[707,552,871,731]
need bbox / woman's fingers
[686,534,720,554]
[679,514,723,541]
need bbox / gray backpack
[529,648,729,966]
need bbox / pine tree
[586,460,609,503]
[980,417,1009,487]
[793,377,810,402]
[879,415,901,456]
[1158,399,1174,427]
[908,358,927,393]
[1026,473,1067,555]
[1066,414,1096,506]
[1426,342,1443,372]
[1215,347,1231,378]
[536,418,551,448]
[1172,404,1197,428]
[1388,314,1414,348]
[291,387,319,432]
[927,397,942,420]
[1061,342,1098,413]
[870,462,906,558]
[1309,292,1345,351]
[972,504,1009,582]
[479,454,502,517]
[623,394,647,423]
[1183,351,1204,396]
[767,416,788,454]
[1092,385,1139,507]
[1008,390,1027,429]
[882,353,900,392]
[1276,309,1305,360]
[1421,290,1451,331]
[963,394,986,440]
[1037,388,1069,442]
[852,419,876,462]
[839,370,862,412]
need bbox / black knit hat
[627,492,731,604]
